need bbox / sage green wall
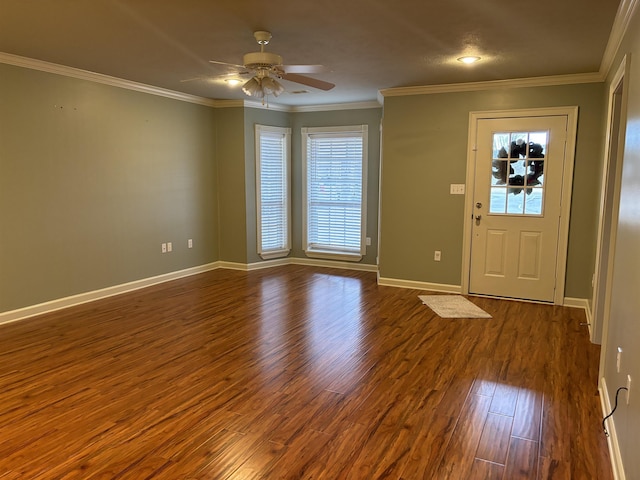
[600,6,640,478]
[380,83,606,297]
[0,64,218,312]
[215,107,248,264]
[244,107,291,264]
[291,108,382,265]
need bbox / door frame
[461,107,578,305]
[593,56,629,351]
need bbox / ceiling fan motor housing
[243,52,283,70]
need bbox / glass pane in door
[489,131,548,216]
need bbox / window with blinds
[255,125,291,259]
[302,125,368,261]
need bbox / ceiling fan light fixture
[242,77,264,98]
[210,31,333,100]
[261,76,285,97]
[457,55,481,64]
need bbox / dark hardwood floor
[0,266,612,479]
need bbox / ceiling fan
[209,31,335,99]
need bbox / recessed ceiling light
[225,78,242,86]
[457,56,481,64]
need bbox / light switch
[450,184,465,195]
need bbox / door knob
[475,214,482,225]
[476,202,482,209]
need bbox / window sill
[259,249,290,260]
[304,250,363,262]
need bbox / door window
[490,131,547,215]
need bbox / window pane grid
[490,131,547,216]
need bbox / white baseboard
[216,261,252,271]
[220,257,378,272]
[564,297,593,337]
[16,259,569,326]
[0,258,378,325]
[600,377,626,480]
[288,257,378,272]
[377,275,461,293]
[0,263,219,326]
[2,263,589,326]
[248,258,292,270]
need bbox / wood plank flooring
[0,266,612,479]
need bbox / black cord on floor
[602,386,628,437]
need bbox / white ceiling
[0,0,622,106]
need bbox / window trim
[301,125,368,262]
[255,124,291,260]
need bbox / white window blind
[256,125,291,259]
[302,125,367,260]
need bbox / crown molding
[600,0,640,77]
[243,99,292,112]
[0,52,384,112]
[290,100,382,112]
[0,51,220,107]
[2,49,613,108]
[380,72,604,98]
[211,99,248,109]
[243,99,382,113]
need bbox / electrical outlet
[188,238,193,249]
[161,243,167,253]
[617,347,622,373]
[167,242,172,252]
[434,250,441,261]
[627,375,632,405]
[366,237,371,246]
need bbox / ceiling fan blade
[180,71,250,83]
[281,73,335,91]
[180,77,204,83]
[209,59,247,69]
[282,64,327,74]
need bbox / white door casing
[461,108,578,305]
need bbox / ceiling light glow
[457,56,481,64]
[225,78,242,86]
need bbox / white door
[469,116,568,302]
